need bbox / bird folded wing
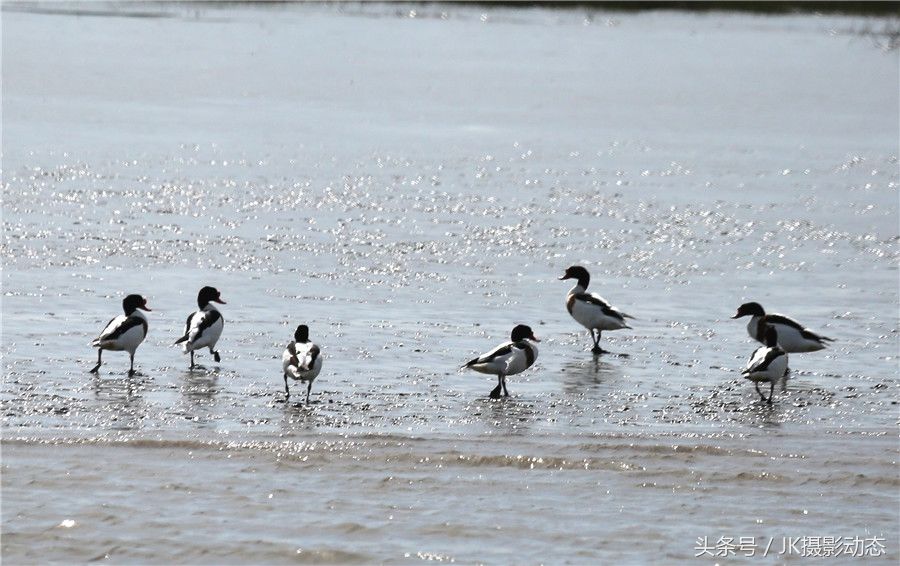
[94,316,121,343]
[576,293,628,321]
[103,316,146,341]
[465,343,512,367]
[189,310,222,342]
[174,312,196,345]
[747,348,784,373]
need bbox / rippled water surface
[3,3,898,563]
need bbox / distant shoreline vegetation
[5,1,899,18]
[438,1,900,17]
[4,1,899,24]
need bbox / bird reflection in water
[560,357,622,396]
[181,369,220,408]
[91,373,145,430]
[278,399,322,435]
[744,399,783,429]
[92,373,140,402]
[470,396,536,435]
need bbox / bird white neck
[747,315,762,338]
[568,283,586,296]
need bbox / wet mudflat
[2,3,898,563]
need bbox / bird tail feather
[462,358,479,369]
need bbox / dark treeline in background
[442,1,900,16]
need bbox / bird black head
[294,324,310,343]
[559,265,590,288]
[764,325,779,347]
[123,294,151,315]
[511,324,540,343]
[198,286,226,308]
[732,302,765,319]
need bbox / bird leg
[591,330,608,355]
[89,349,102,373]
[768,382,775,405]
[190,351,195,370]
[501,375,509,397]
[128,353,135,377]
[754,382,768,403]
[213,350,221,363]
[284,374,291,398]
[780,367,790,393]
[306,381,312,405]
[489,375,503,399]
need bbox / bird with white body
[463,324,540,399]
[90,294,151,376]
[282,324,323,404]
[559,265,633,355]
[741,325,790,404]
[174,286,226,370]
[732,301,833,353]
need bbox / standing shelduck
[732,302,833,353]
[282,324,323,404]
[741,325,789,404]
[463,324,540,399]
[174,286,226,370]
[559,265,633,355]
[90,294,151,376]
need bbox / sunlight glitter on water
[2,2,899,563]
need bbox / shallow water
[2,3,899,563]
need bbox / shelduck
[741,325,789,404]
[282,324,323,404]
[463,324,540,399]
[732,301,833,353]
[174,286,226,370]
[90,294,151,376]
[559,265,633,355]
